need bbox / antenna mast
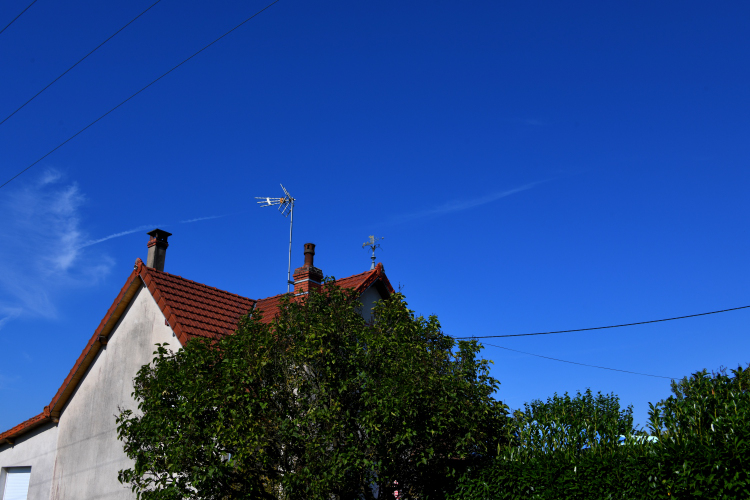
[256,184,296,293]
[362,235,384,270]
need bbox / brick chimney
[146,229,172,272]
[293,243,323,294]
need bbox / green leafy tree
[116,280,508,500]
[509,389,640,457]
[648,365,750,498]
[450,366,750,499]
[449,390,661,500]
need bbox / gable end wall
[359,285,387,323]
[48,285,176,500]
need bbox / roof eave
[0,408,50,447]
[356,263,395,297]
[47,260,145,418]
[0,261,145,443]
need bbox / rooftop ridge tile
[146,267,256,303]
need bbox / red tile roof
[337,262,394,296]
[253,263,394,324]
[0,260,393,446]
[140,263,257,345]
[0,410,50,446]
[253,293,288,324]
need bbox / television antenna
[362,235,384,270]
[256,184,296,293]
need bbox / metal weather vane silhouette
[362,235,384,270]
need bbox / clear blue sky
[1,0,749,432]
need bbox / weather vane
[256,184,296,293]
[362,235,384,270]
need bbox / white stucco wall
[0,423,58,500]
[0,284,177,500]
[48,285,176,500]
[359,285,385,323]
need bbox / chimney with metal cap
[146,229,172,272]
[293,243,323,294]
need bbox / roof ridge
[255,269,376,302]
[256,292,290,302]
[342,269,372,279]
[143,266,255,303]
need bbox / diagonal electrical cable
[0,0,38,36]
[0,0,280,191]
[0,0,164,127]
[453,304,750,339]
[479,342,677,379]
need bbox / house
[0,229,393,500]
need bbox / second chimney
[146,229,172,272]
[293,243,323,294]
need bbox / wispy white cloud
[394,181,546,223]
[77,214,233,251]
[77,225,158,249]
[180,214,229,224]
[0,170,113,328]
[0,173,237,331]
[0,308,22,331]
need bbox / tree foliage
[449,390,657,499]
[450,366,750,500]
[647,365,750,498]
[509,389,638,457]
[116,280,508,500]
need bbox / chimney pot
[303,243,316,267]
[293,242,323,294]
[146,229,172,272]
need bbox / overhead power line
[480,342,677,379]
[0,0,164,127]
[454,304,750,340]
[0,0,38,36]
[0,0,280,191]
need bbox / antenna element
[362,235,384,270]
[256,184,296,292]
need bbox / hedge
[448,366,750,500]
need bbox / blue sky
[1,0,749,431]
